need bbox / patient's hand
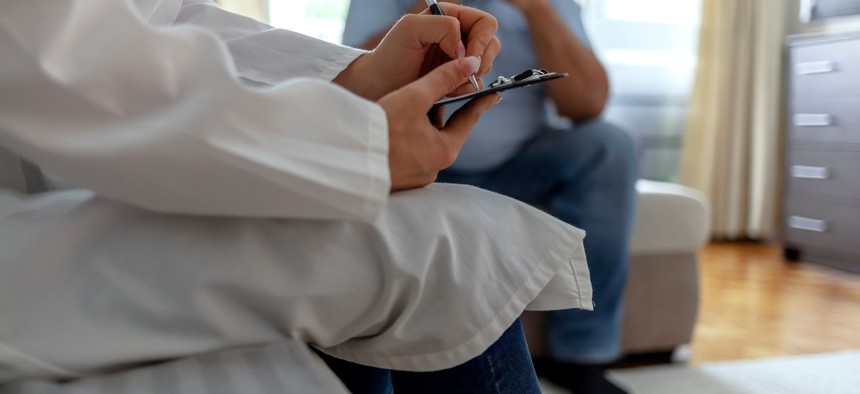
[503,0,549,14]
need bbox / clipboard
[432,69,568,108]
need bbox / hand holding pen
[424,0,480,91]
[334,1,502,189]
[337,1,500,100]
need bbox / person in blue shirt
[344,1,637,393]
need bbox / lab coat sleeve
[174,0,367,86]
[0,0,390,220]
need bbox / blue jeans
[315,319,541,394]
[438,120,638,364]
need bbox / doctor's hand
[379,57,500,192]
[335,2,501,100]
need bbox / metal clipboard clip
[433,68,568,108]
[489,69,553,88]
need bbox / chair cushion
[630,180,710,255]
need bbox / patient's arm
[507,0,609,122]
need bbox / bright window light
[269,0,349,44]
[599,0,701,25]
[601,49,697,68]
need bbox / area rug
[541,351,860,394]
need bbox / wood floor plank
[691,242,860,364]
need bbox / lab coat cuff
[359,102,390,220]
[320,47,368,83]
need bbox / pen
[424,0,481,91]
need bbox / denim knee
[561,120,639,183]
[574,119,638,170]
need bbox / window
[269,0,350,44]
[582,0,702,181]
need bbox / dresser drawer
[789,96,860,143]
[791,38,860,98]
[784,201,860,257]
[787,150,860,201]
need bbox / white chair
[621,180,710,355]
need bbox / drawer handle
[795,61,837,75]
[789,216,828,232]
[794,114,833,126]
[790,165,830,179]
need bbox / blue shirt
[343,0,591,171]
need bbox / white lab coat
[0,0,592,392]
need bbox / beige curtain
[679,0,788,240]
[216,0,268,21]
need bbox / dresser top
[787,31,860,47]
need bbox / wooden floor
[690,242,860,364]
